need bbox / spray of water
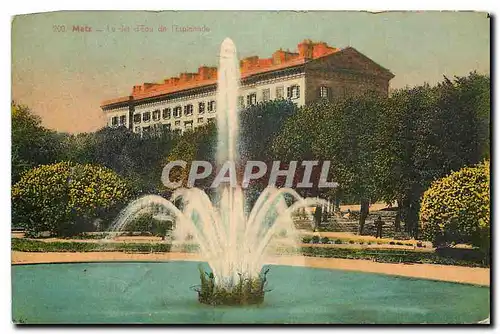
[109,38,323,289]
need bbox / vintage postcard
[11,10,490,324]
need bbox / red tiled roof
[101,40,339,107]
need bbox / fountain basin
[12,261,489,324]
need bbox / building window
[208,100,216,113]
[198,102,205,114]
[185,120,193,131]
[184,104,193,116]
[197,117,204,124]
[133,113,141,123]
[119,115,126,126]
[163,123,171,131]
[276,86,284,99]
[262,88,271,102]
[319,86,330,98]
[237,96,244,108]
[162,108,171,119]
[153,109,161,121]
[247,93,257,106]
[207,117,216,124]
[175,120,181,126]
[173,106,182,118]
[134,126,141,133]
[142,111,151,122]
[287,85,300,99]
[111,116,118,126]
[143,126,151,133]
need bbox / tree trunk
[358,199,370,235]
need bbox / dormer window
[287,85,300,100]
[111,116,118,127]
[119,115,126,126]
[142,112,151,122]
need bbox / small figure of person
[375,215,384,238]
[342,209,352,219]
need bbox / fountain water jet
[109,37,324,304]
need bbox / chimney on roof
[198,66,217,80]
[272,49,298,65]
[312,42,337,58]
[179,72,197,83]
[240,56,259,71]
[132,85,142,94]
[298,39,314,59]
[163,77,180,86]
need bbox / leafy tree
[12,162,133,236]
[420,161,490,261]
[314,94,384,233]
[374,73,490,237]
[63,126,178,194]
[240,99,298,162]
[166,122,217,189]
[11,103,66,183]
[273,94,384,233]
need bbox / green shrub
[389,241,395,245]
[11,238,172,253]
[298,246,487,267]
[194,265,268,306]
[321,236,330,244]
[311,235,320,243]
[12,162,133,237]
[123,213,173,240]
[334,239,343,244]
[348,240,355,244]
[302,236,312,243]
[420,161,490,259]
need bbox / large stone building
[101,39,394,134]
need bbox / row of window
[111,115,127,126]
[134,117,216,133]
[112,84,331,128]
[133,100,216,124]
[237,84,301,108]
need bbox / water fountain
[11,38,490,323]
[109,38,322,305]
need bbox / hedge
[12,162,133,237]
[12,239,487,267]
[420,161,490,257]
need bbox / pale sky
[12,11,490,133]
